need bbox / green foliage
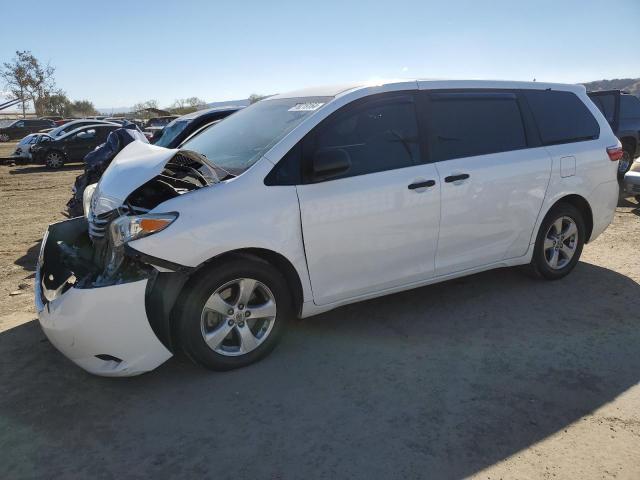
[70,99,97,117]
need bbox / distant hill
[582,78,640,96]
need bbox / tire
[530,203,585,280]
[0,133,9,142]
[176,256,292,371]
[45,151,65,169]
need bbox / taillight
[607,145,623,161]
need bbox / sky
[1,0,639,110]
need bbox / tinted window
[427,92,527,161]
[181,97,330,176]
[590,94,616,123]
[524,90,599,145]
[620,95,640,119]
[311,95,419,179]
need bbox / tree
[132,99,160,118]
[248,93,269,104]
[1,51,32,117]
[70,100,97,117]
[40,91,72,117]
[1,50,57,117]
[169,96,207,115]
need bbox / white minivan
[36,80,621,376]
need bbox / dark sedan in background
[0,118,56,141]
[31,124,120,168]
[153,106,243,148]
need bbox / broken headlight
[109,213,178,247]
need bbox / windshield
[0,120,17,128]
[154,119,190,148]
[180,97,330,175]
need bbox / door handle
[444,173,470,183]
[408,180,436,190]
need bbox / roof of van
[270,79,586,100]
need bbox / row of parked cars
[2,106,243,168]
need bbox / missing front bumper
[36,217,172,376]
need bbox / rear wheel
[45,151,65,169]
[530,203,585,280]
[177,257,291,371]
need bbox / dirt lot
[0,163,639,479]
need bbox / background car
[12,133,51,160]
[41,119,118,138]
[588,90,640,175]
[143,115,178,142]
[153,106,243,148]
[0,118,56,141]
[31,123,120,168]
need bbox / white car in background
[36,79,620,376]
[12,133,50,160]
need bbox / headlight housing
[109,213,178,247]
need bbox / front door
[296,93,441,306]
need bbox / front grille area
[88,210,119,240]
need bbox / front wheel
[0,133,9,142]
[530,203,585,280]
[45,151,65,169]
[176,257,292,371]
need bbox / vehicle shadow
[14,242,40,272]
[8,163,82,174]
[1,262,638,479]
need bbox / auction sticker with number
[288,103,325,111]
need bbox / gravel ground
[0,164,639,479]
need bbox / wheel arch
[148,247,306,353]
[200,247,305,318]
[545,194,594,243]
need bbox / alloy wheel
[200,278,277,356]
[46,151,63,168]
[544,216,579,270]
[0,134,9,142]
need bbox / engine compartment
[43,150,219,298]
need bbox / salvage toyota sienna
[36,80,621,376]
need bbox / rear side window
[311,95,420,179]
[620,95,640,119]
[426,92,527,162]
[524,90,599,145]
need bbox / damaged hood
[91,141,220,216]
[96,141,178,207]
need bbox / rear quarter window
[524,90,599,145]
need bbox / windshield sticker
[288,102,325,112]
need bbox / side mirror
[312,148,351,181]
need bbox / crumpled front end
[36,217,173,376]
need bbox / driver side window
[75,129,96,140]
[310,95,420,181]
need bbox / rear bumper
[35,218,172,377]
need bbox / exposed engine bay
[40,145,219,302]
